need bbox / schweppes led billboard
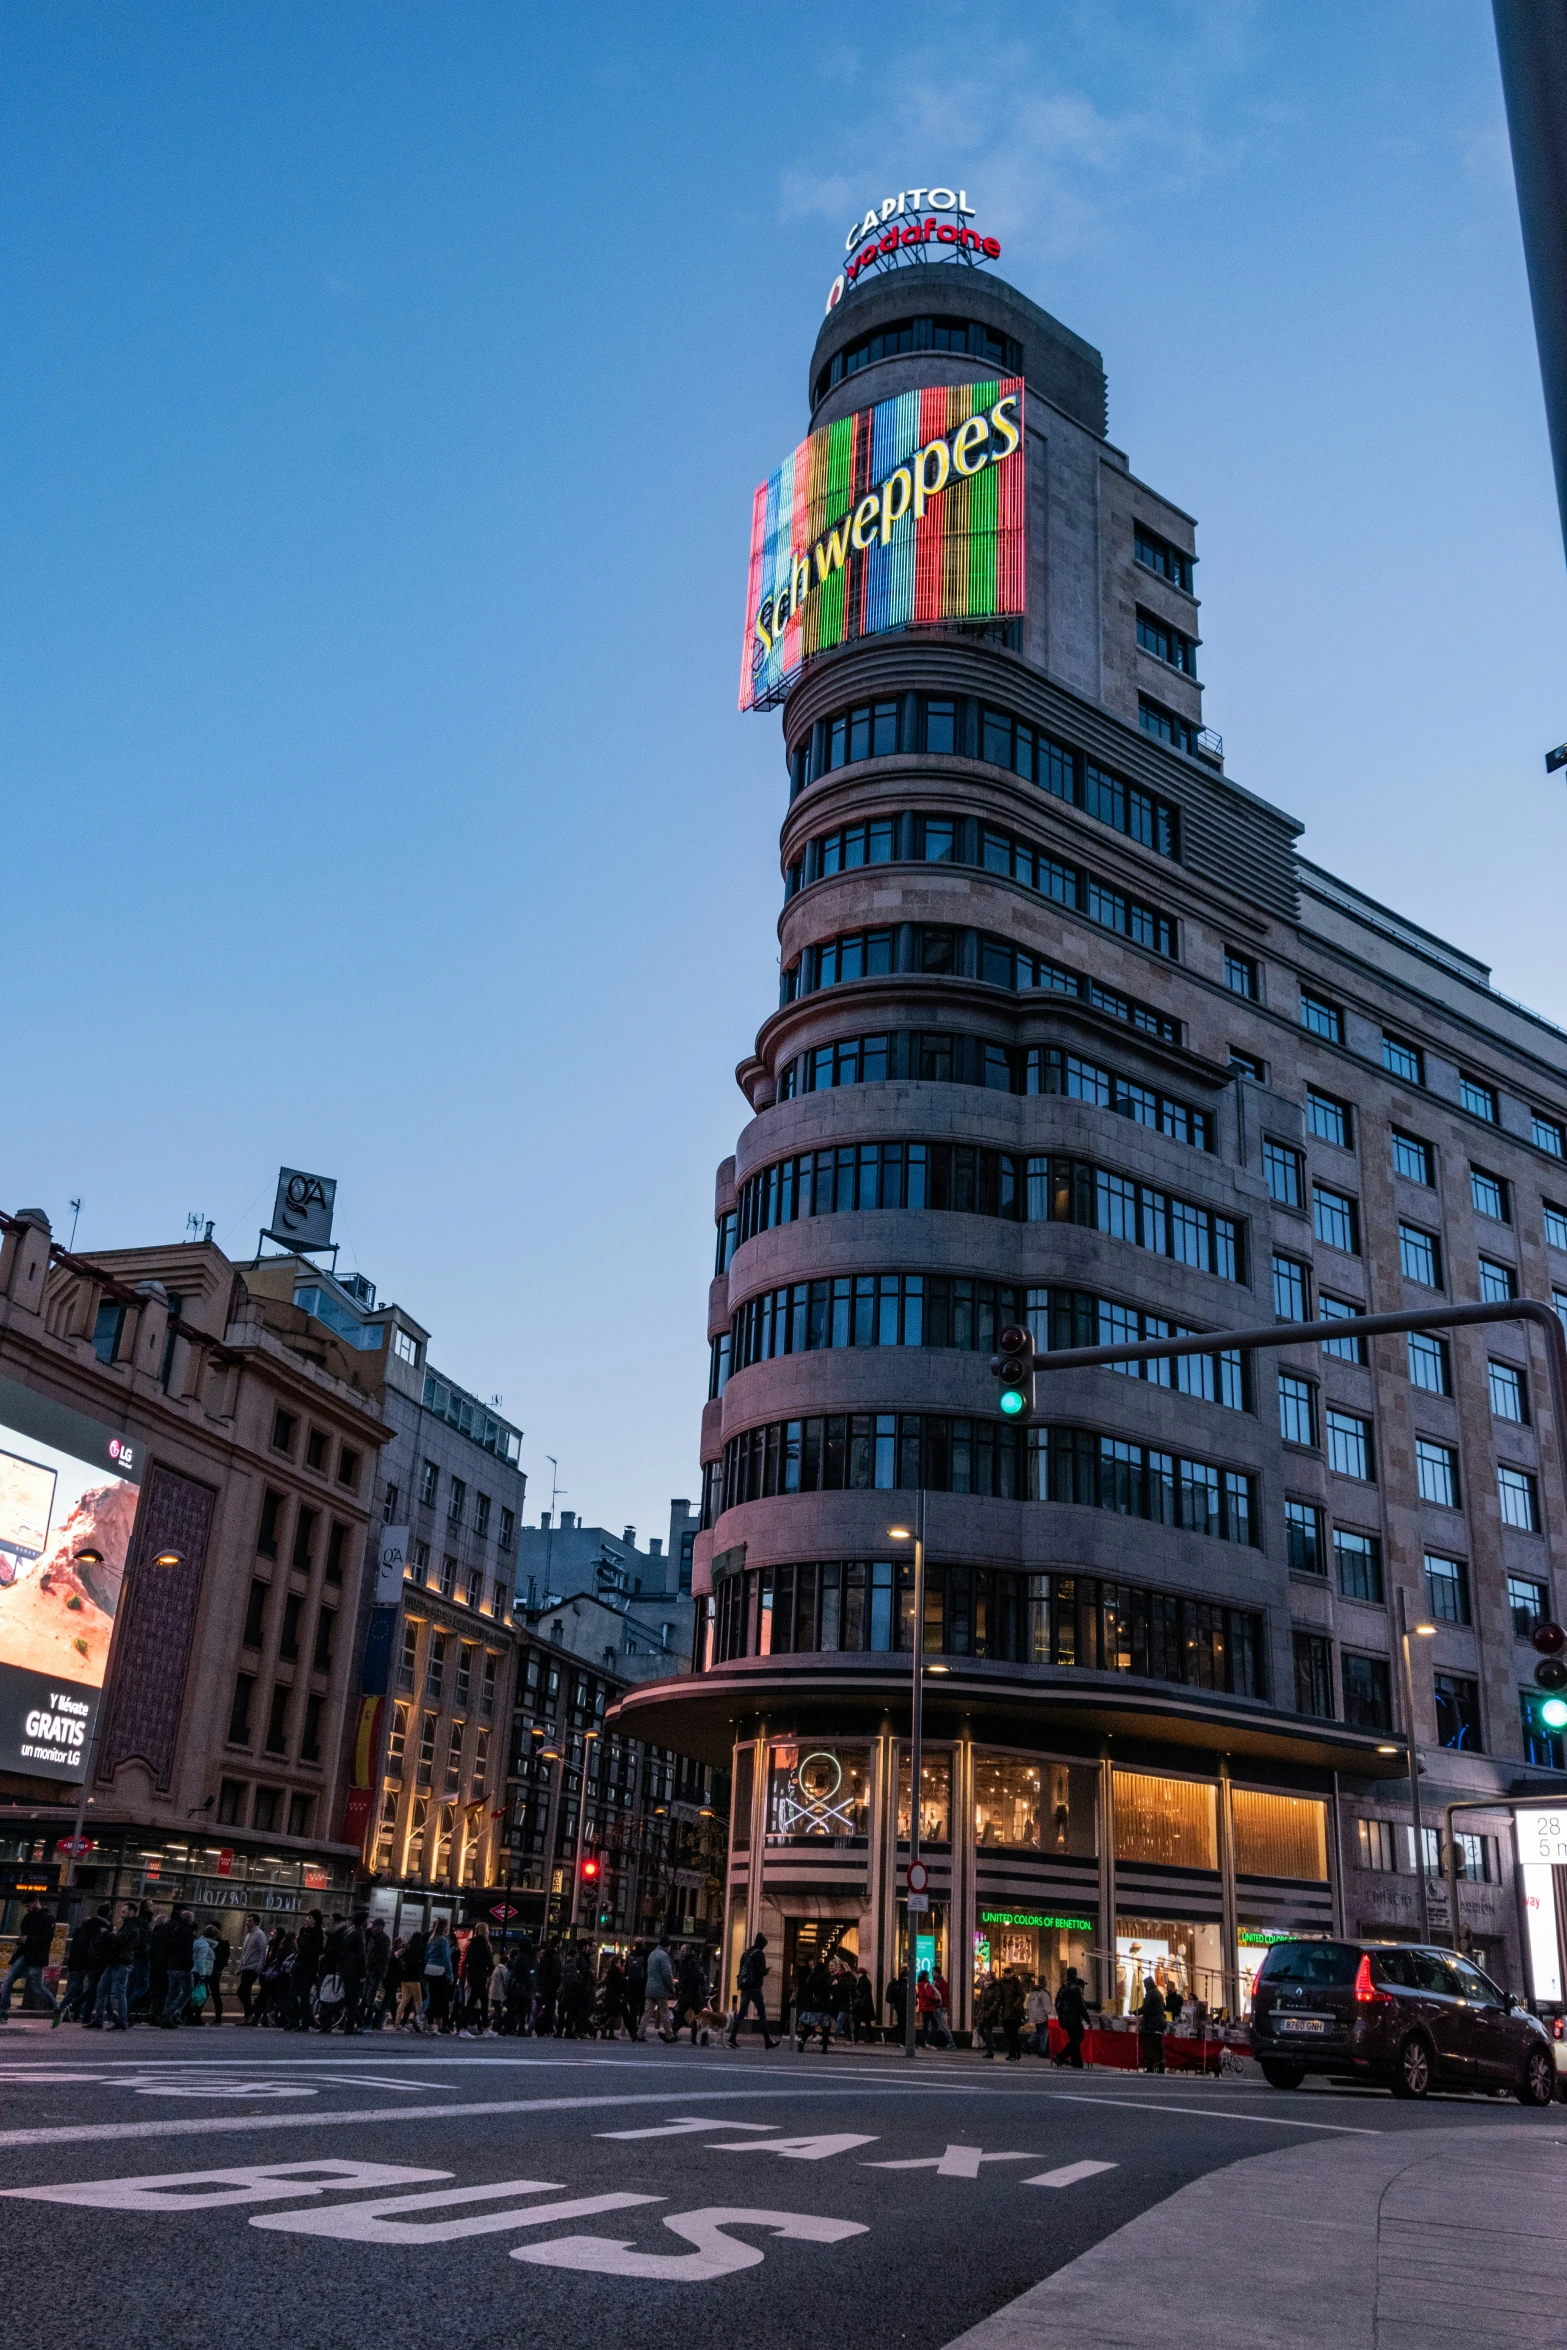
[740,376,1024,712]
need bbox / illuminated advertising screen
[740,376,1025,712]
[0,1374,143,1783]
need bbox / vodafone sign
[826,185,1003,314]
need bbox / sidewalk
[943,2121,1567,2350]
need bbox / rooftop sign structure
[825,186,1003,314]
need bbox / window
[1307,1089,1351,1148]
[1478,1256,1517,1303]
[257,1490,282,1559]
[387,1701,409,1776]
[1285,1499,1325,1576]
[427,1632,448,1698]
[1407,1332,1450,1395]
[1264,1140,1303,1208]
[1489,1360,1527,1422]
[1522,1688,1567,1769]
[278,1592,302,1661]
[465,1567,484,1611]
[1224,950,1257,999]
[1545,1205,1567,1252]
[1434,1672,1483,1751]
[418,1710,438,1787]
[445,1722,464,1794]
[1392,1131,1432,1185]
[216,1779,245,1828]
[1293,1631,1334,1719]
[1278,1374,1317,1448]
[393,1326,421,1365]
[1300,993,1342,1044]
[291,1508,316,1573]
[1468,1168,1507,1221]
[1326,1409,1373,1481]
[300,1693,323,1763]
[1313,1185,1359,1254]
[1416,1438,1460,1509]
[1382,1034,1423,1085]
[420,1459,439,1508]
[1342,1653,1392,1731]
[1425,1552,1470,1625]
[287,1792,314,1837]
[397,1623,417,1695]
[1320,1295,1367,1363]
[325,1523,346,1584]
[1358,1818,1398,1872]
[814,315,1024,405]
[474,1493,491,1539]
[243,1580,267,1648]
[448,1476,466,1527]
[1273,1254,1310,1320]
[1508,1575,1547,1636]
[312,1607,335,1673]
[1399,1224,1442,1287]
[306,1428,327,1471]
[272,1409,296,1454]
[481,1651,498,1719]
[1134,523,1194,591]
[251,1787,281,1833]
[92,1301,125,1365]
[338,1445,360,1490]
[411,1539,430,1585]
[440,1553,457,1598]
[229,1674,255,1745]
[264,1685,289,1755]
[1533,1113,1566,1159]
[1460,1075,1497,1122]
[455,1645,474,1711]
[1231,1049,1266,1081]
[1137,607,1199,673]
[1334,1528,1383,1604]
[1137,694,1200,754]
[1498,1464,1539,1531]
[382,1482,399,1525]
[499,1506,515,1552]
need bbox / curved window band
[781,923,1180,1045]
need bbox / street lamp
[1397,1590,1438,1940]
[888,1491,927,2061]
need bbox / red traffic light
[580,1855,601,1880]
[1531,1619,1566,1656]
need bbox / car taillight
[1354,1953,1392,2006]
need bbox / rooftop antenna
[67,1198,82,1250]
[185,1213,208,1243]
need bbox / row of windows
[1275,1117,1558,1253]
[270,1406,362,1494]
[716,1276,1245,1409]
[774,1025,1211,1115]
[404,1541,510,1617]
[1135,524,1195,593]
[255,1487,351,1584]
[215,1778,315,1837]
[1284,1503,1548,1637]
[782,922,1182,1044]
[706,1416,1257,1543]
[788,691,1180,860]
[403,1458,516,1548]
[710,1560,1261,1698]
[785,810,1177,959]
[1292,1635,1486,1748]
[812,313,1023,406]
[241,1578,336,1673]
[1136,607,1198,675]
[1276,1383,1539,1523]
[1297,992,1567,1157]
[227,1672,326,1765]
[1356,1821,1498,1878]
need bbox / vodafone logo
[825,187,1001,314]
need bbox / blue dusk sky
[3,1,1562,1541]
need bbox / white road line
[597,2117,778,2140]
[866,2145,1039,2177]
[1022,2160,1118,2188]
[304,2074,439,2094]
[1040,2092,1381,2134]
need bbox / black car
[1250,1937,1556,2103]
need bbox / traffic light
[1533,1621,1567,1728]
[990,1322,1035,1420]
[580,1853,601,1885]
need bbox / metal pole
[569,1731,597,1938]
[1398,1593,1431,1942]
[904,1487,925,2061]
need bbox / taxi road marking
[703,2132,877,2160]
[1022,2160,1118,2188]
[597,2117,777,2141]
[866,2144,1040,2178]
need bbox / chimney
[539,1511,551,1528]
[623,1525,636,1547]
[561,1511,576,1531]
[649,1538,662,1557]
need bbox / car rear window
[1257,1940,1357,1985]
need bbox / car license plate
[1278,2016,1326,2034]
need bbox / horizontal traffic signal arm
[1031,1296,1567,1448]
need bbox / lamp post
[569,1727,600,1937]
[1397,1589,1439,1941]
[888,1490,927,2060]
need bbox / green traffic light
[1543,1695,1567,1730]
[998,1388,1025,1416]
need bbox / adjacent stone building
[615,259,1567,2027]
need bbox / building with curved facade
[614,254,1567,2031]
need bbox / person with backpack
[726,1931,777,2049]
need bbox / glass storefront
[975,1755,1097,1853]
[897,1749,951,1843]
[766,1743,870,1843]
[1113,1772,1218,1868]
[974,1905,1094,2001]
[1115,1915,1224,2013]
[1231,1790,1328,1880]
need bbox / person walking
[916,1967,945,2051]
[851,1966,876,2044]
[726,1932,777,2049]
[0,1896,60,2020]
[206,1923,231,2026]
[190,1923,216,2024]
[624,1942,647,2043]
[1138,1973,1167,2073]
[124,1902,153,2023]
[362,1917,391,2029]
[1052,1968,1089,2069]
[56,1903,111,2026]
[675,1944,708,2045]
[256,1929,295,2028]
[377,1935,404,2031]
[291,1910,325,2031]
[397,1926,428,2031]
[998,1969,1026,2062]
[973,1972,1002,2059]
[159,1908,196,2027]
[884,1970,906,2043]
[423,1919,455,2032]
[797,1955,834,2053]
[89,1905,136,2031]
[642,1935,675,2041]
[506,1942,534,2035]
[459,1925,494,2037]
[146,1907,173,2028]
[599,1954,627,2041]
[237,1915,268,2024]
[533,1938,562,2037]
[829,1959,856,2045]
[931,1965,956,2050]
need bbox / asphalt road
[0,2026,1548,2348]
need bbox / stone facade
[613,260,1567,2030]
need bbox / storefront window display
[1231,1791,1328,1880]
[973,1906,1094,2000]
[897,1749,951,1843]
[766,1743,870,1843]
[975,1756,1097,1852]
[1112,1771,1217,1869]
[1115,1915,1224,2014]
[1237,1928,1295,2014]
